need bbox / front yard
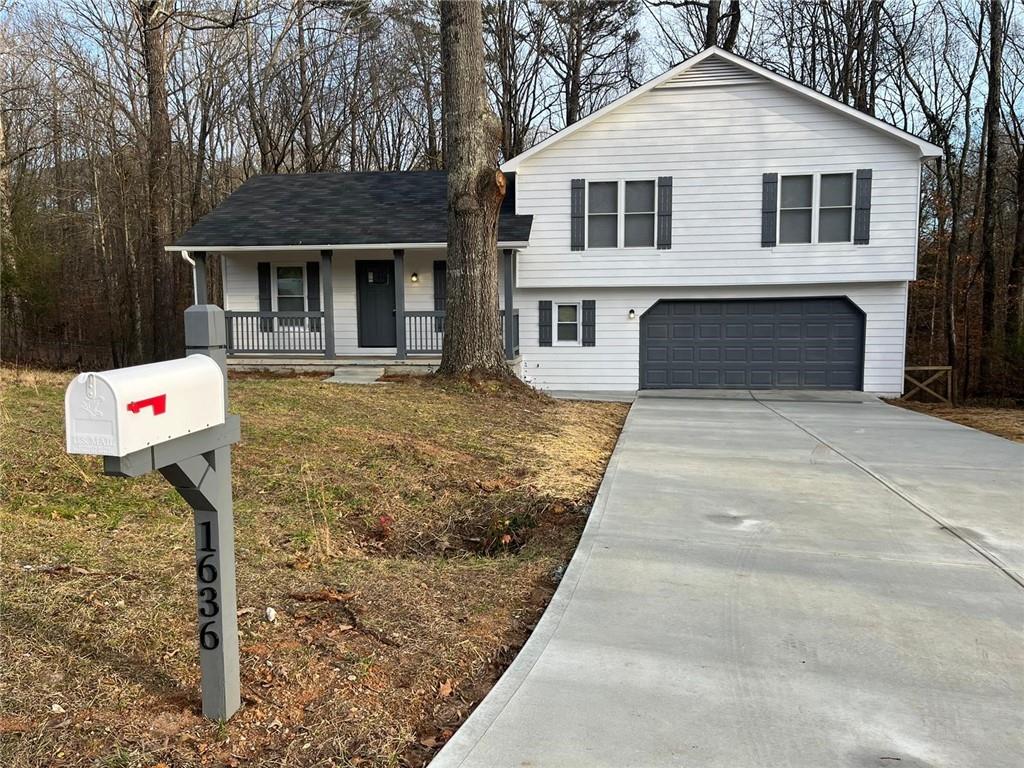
[891,400,1024,443]
[0,370,627,767]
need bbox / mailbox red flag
[126,394,167,415]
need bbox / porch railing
[225,311,326,355]
[404,309,520,358]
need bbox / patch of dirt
[0,368,627,767]
[890,400,1024,443]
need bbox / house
[172,47,941,395]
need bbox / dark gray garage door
[640,298,865,390]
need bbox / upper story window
[587,180,656,249]
[779,172,854,244]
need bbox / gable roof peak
[502,47,940,170]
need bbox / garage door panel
[671,347,694,362]
[640,298,864,390]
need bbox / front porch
[223,308,519,359]
[192,247,520,363]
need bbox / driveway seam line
[749,391,1024,590]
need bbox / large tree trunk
[138,1,176,360]
[437,0,508,378]
[978,0,1003,391]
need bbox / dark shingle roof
[174,171,532,248]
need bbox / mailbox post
[65,305,242,721]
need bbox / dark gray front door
[640,298,865,390]
[356,260,396,347]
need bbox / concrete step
[324,367,386,385]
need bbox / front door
[356,260,396,347]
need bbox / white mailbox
[65,355,226,457]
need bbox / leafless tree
[437,0,507,377]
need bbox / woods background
[0,0,1020,399]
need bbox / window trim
[585,179,658,250]
[776,171,856,245]
[272,263,309,330]
[554,301,582,346]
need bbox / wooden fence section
[902,366,953,404]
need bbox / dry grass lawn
[0,369,627,767]
[892,400,1024,443]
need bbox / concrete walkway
[430,391,1024,768]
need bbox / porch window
[275,266,306,328]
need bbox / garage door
[640,298,865,390]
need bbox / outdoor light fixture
[410,272,419,283]
[628,309,636,319]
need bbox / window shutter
[582,300,596,346]
[305,261,321,332]
[570,179,585,251]
[854,169,872,245]
[656,177,672,249]
[433,260,447,332]
[539,300,552,346]
[761,173,778,247]
[257,261,272,332]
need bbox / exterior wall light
[628,309,636,319]
[410,272,419,283]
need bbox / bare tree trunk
[438,0,507,378]
[978,0,1003,391]
[1006,149,1024,344]
[138,1,176,359]
[722,1,740,51]
[0,104,24,360]
[704,0,721,48]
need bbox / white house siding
[514,282,908,396]
[511,66,924,289]
[222,249,506,356]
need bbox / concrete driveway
[431,392,1024,768]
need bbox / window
[587,180,656,248]
[779,175,813,244]
[556,303,580,344]
[276,265,305,328]
[778,172,854,244]
[819,173,853,242]
[587,182,617,248]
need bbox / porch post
[320,249,335,359]
[503,248,515,360]
[192,251,208,304]
[394,249,406,359]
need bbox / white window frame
[272,263,308,330]
[776,171,856,245]
[554,301,582,346]
[585,179,657,250]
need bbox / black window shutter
[657,177,672,249]
[761,173,778,247]
[582,300,596,346]
[305,261,321,332]
[539,300,552,346]
[854,169,873,245]
[570,179,585,251]
[257,261,272,332]
[433,260,447,332]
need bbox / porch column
[394,248,406,359]
[503,248,516,360]
[192,251,208,304]
[320,249,335,359]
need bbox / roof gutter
[165,241,531,252]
